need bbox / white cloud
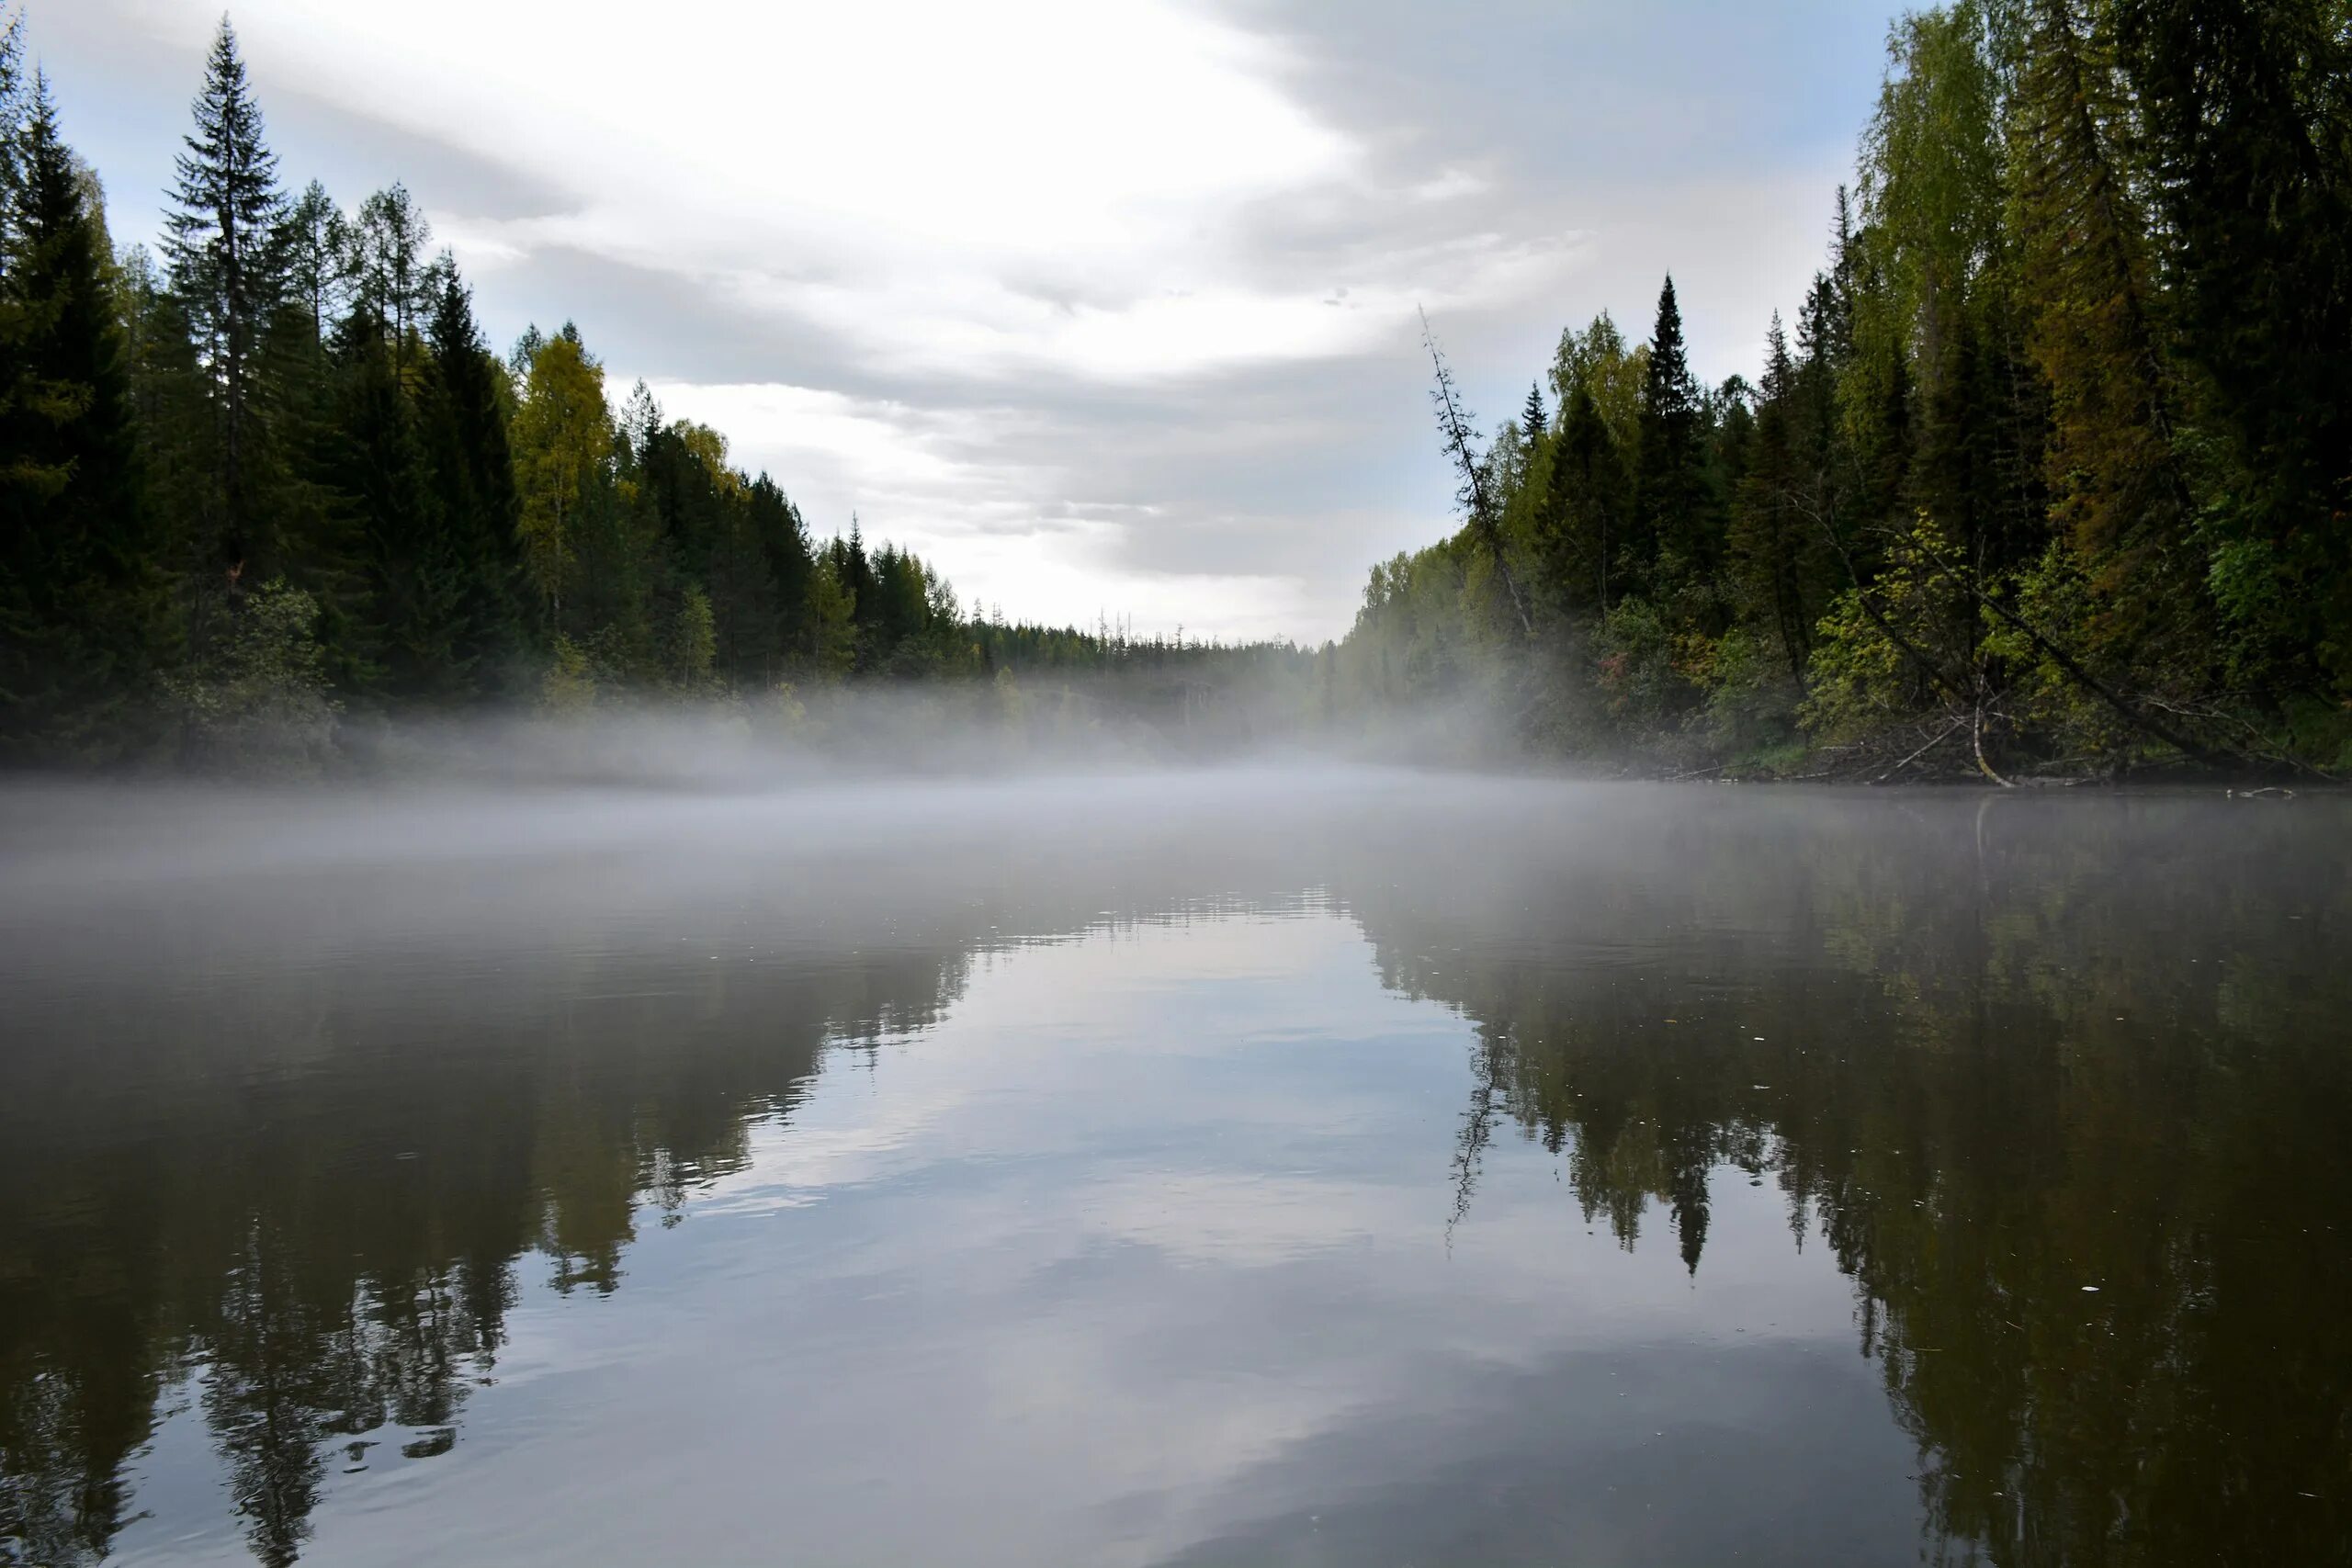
[63,0,1894,640]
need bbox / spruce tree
[418,268,524,690]
[1534,384,1630,616]
[1729,315,1812,682]
[277,179,348,357]
[0,74,176,758]
[1633,275,1713,592]
[319,303,447,697]
[350,183,437,386]
[164,17,287,575]
[748,474,813,653]
[2121,0,2352,690]
[1521,382,1546,445]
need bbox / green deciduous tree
[509,323,609,633]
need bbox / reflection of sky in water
[110,910,1917,1568]
[23,776,2342,1566]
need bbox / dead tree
[1421,309,1533,637]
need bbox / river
[2,771,2345,1566]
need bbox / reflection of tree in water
[5,792,2347,1567]
[0,909,980,1566]
[1344,797,2352,1566]
[0,784,1337,1568]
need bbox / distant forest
[1,2,2346,776]
[1341,0,2352,780]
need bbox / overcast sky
[47,0,1894,642]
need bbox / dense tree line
[1340,0,2351,778]
[0,14,1295,771]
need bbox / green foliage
[162,17,288,574]
[0,70,175,761]
[669,583,717,693]
[538,633,597,713]
[803,551,857,681]
[1799,513,1973,742]
[1592,595,1685,731]
[0,3,2344,779]
[1339,0,2348,777]
[509,323,606,632]
[163,579,339,773]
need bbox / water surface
[2,773,2346,1566]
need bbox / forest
[1335,0,2352,779]
[0,12,1296,773]
[0,1,2346,777]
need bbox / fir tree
[1633,275,1713,590]
[418,268,524,690]
[1534,384,1630,617]
[2120,0,2352,690]
[277,179,347,358]
[747,473,813,656]
[164,17,287,575]
[1729,314,1813,681]
[321,302,449,697]
[0,73,176,757]
[349,183,438,386]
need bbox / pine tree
[1535,384,1630,616]
[164,17,287,575]
[2010,0,2201,681]
[277,179,347,358]
[0,73,176,758]
[705,502,780,685]
[349,183,438,386]
[1633,276,1713,592]
[320,302,449,698]
[1730,314,1813,681]
[747,474,813,657]
[418,268,524,689]
[2120,0,2352,691]
[840,518,876,661]
[0,15,23,257]
[804,547,856,678]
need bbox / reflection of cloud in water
[3,773,2347,1567]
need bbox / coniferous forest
[2,3,2348,776]
[0,14,1289,773]
[1340,0,2352,780]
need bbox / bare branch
[1420,307,1532,637]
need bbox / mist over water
[3,765,2347,1566]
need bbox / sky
[44,0,1895,643]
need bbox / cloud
[48,0,1895,640]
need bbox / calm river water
[1,772,2346,1566]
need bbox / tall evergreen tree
[318,302,447,697]
[418,268,524,690]
[2003,0,2211,688]
[1534,384,1630,616]
[1730,315,1814,682]
[1633,275,1713,592]
[747,473,813,655]
[164,17,287,575]
[2120,0,2352,691]
[277,178,347,358]
[349,183,438,387]
[0,73,175,758]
